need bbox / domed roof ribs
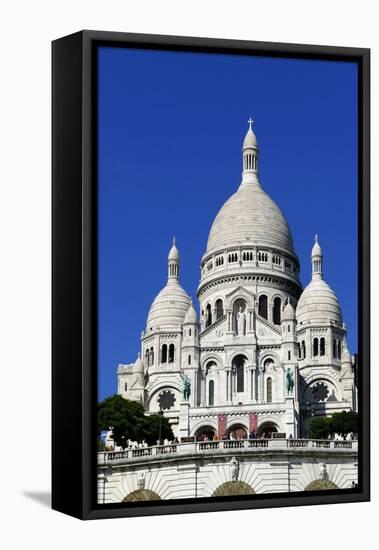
[240,117,260,188]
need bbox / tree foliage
[309,411,358,439]
[97,395,174,447]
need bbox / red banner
[218,414,227,438]
[249,412,258,434]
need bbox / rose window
[158,390,176,410]
[312,382,329,402]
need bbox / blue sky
[98,46,358,401]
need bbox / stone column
[251,367,256,401]
[179,401,190,438]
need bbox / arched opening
[273,297,281,325]
[215,299,224,320]
[313,338,319,357]
[168,344,175,363]
[150,347,154,365]
[123,489,161,502]
[227,424,247,440]
[258,421,279,437]
[302,340,306,359]
[208,380,214,406]
[232,355,245,393]
[205,303,212,327]
[161,344,167,364]
[195,425,216,441]
[304,480,339,491]
[212,481,255,497]
[266,377,272,403]
[258,295,268,320]
[320,338,325,356]
[233,299,247,335]
[145,349,150,366]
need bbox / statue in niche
[236,307,246,336]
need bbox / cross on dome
[248,117,254,130]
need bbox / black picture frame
[52,30,370,520]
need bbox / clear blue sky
[98,46,358,401]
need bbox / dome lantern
[168,237,180,280]
[311,234,323,279]
[241,117,260,187]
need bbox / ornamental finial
[315,233,318,243]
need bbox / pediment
[225,285,256,308]
[256,317,282,342]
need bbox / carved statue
[137,472,146,489]
[231,456,240,482]
[286,368,294,394]
[236,307,246,336]
[180,372,191,401]
[319,463,328,480]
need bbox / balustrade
[98,438,357,463]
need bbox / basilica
[117,121,357,441]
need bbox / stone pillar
[251,367,256,401]
[179,401,190,439]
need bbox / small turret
[168,237,180,280]
[241,117,260,187]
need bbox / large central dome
[206,184,295,255]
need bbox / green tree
[308,411,358,439]
[329,411,358,438]
[308,416,333,439]
[97,395,174,447]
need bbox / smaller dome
[296,278,342,325]
[243,127,257,149]
[282,300,296,321]
[146,280,191,330]
[341,346,351,364]
[134,353,144,373]
[184,301,198,324]
[168,237,180,261]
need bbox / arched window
[168,344,175,363]
[313,338,319,357]
[273,297,281,325]
[338,340,341,359]
[188,355,191,365]
[266,378,272,403]
[233,356,245,393]
[333,339,337,358]
[206,303,212,327]
[258,295,268,320]
[208,380,214,406]
[302,340,306,359]
[161,344,167,363]
[124,382,128,392]
[288,350,291,361]
[215,299,224,320]
[145,349,150,366]
[298,342,301,359]
[320,338,325,356]
[150,347,154,366]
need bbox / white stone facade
[117,122,357,441]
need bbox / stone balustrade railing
[98,438,358,464]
